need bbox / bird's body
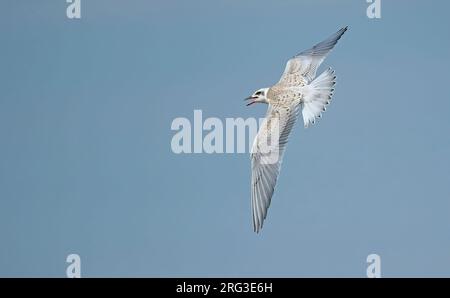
[245,27,348,233]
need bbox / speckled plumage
[248,27,347,233]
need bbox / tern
[245,26,348,233]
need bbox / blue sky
[1,0,450,277]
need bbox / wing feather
[278,26,347,85]
[250,102,300,233]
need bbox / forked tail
[301,68,336,127]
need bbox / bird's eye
[255,91,262,96]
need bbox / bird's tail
[301,67,336,127]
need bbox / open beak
[244,96,257,106]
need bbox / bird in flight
[245,26,348,233]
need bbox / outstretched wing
[250,101,300,233]
[278,26,347,86]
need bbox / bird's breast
[267,86,303,106]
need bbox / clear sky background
[1,0,450,277]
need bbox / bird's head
[245,88,269,106]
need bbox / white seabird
[245,26,348,233]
